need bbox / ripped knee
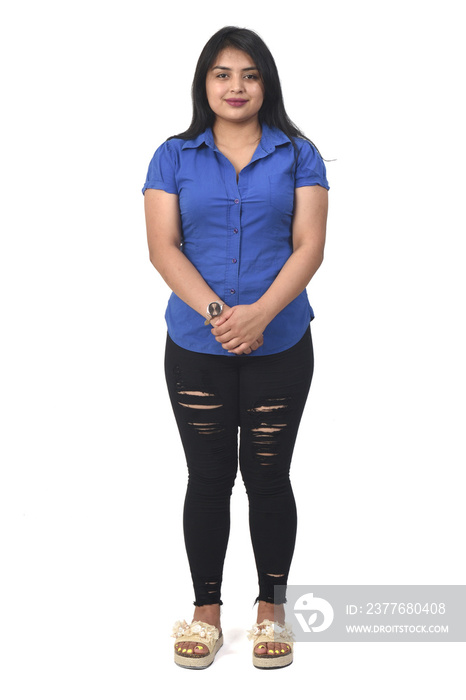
[177,390,223,410]
[248,397,290,466]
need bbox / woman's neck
[212,118,262,149]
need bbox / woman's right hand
[209,304,263,355]
[211,304,267,355]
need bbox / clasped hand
[210,303,268,355]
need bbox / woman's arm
[144,189,227,318]
[144,188,263,353]
[211,185,328,353]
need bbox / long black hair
[168,26,321,156]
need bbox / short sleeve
[142,140,178,195]
[295,140,329,190]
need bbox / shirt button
[230,289,236,294]
[234,198,239,204]
[232,258,237,263]
[233,228,238,234]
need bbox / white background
[1,0,465,697]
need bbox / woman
[142,26,329,669]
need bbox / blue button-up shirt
[142,123,329,355]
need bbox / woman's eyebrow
[211,65,258,71]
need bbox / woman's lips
[225,99,248,106]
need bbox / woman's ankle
[192,603,221,630]
[256,601,285,625]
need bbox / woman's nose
[230,76,243,92]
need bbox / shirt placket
[223,168,241,305]
[216,143,272,307]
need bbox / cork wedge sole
[253,646,293,669]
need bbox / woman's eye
[216,73,228,79]
[244,74,259,80]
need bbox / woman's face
[205,47,264,126]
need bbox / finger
[212,328,229,340]
[211,326,233,339]
[222,338,250,352]
[226,341,250,354]
[212,309,233,327]
[214,331,236,344]
[221,339,244,350]
[219,334,244,348]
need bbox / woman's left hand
[211,303,269,355]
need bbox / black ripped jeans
[164,327,313,607]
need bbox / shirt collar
[181,122,291,153]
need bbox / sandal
[172,619,223,669]
[247,619,295,669]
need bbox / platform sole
[253,650,293,669]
